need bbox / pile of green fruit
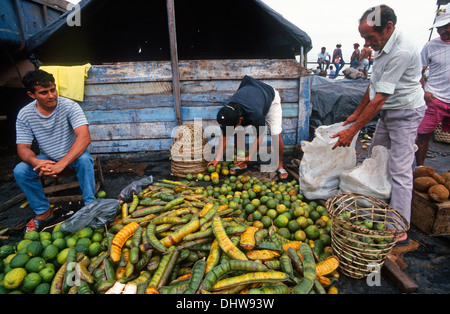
[0,226,105,294]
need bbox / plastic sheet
[118,176,153,202]
[59,199,120,233]
[308,76,376,141]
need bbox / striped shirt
[370,29,425,110]
[16,96,89,161]
[421,37,450,104]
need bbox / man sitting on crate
[330,5,426,246]
[14,70,96,232]
[207,75,288,180]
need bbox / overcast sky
[261,0,441,63]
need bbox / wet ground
[0,136,449,294]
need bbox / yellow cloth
[39,63,91,101]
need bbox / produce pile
[0,163,341,294]
[413,166,450,202]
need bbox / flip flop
[277,168,289,180]
[25,211,55,233]
[230,165,248,176]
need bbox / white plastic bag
[339,145,392,203]
[299,123,358,200]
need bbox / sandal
[25,209,55,233]
[277,168,289,180]
[229,165,248,176]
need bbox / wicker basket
[325,193,409,279]
[434,123,450,144]
[170,123,210,178]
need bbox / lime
[24,231,40,241]
[26,241,43,257]
[52,238,66,251]
[65,237,77,248]
[319,234,331,245]
[267,209,278,220]
[197,173,204,181]
[309,210,321,222]
[39,232,52,242]
[91,232,104,243]
[17,239,32,253]
[252,211,262,221]
[244,203,256,214]
[304,225,320,240]
[261,216,273,229]
[57,248,70,265]
[39,266,55,283]
[288,220,301,233]
[309,201,318,209]
[34,282,51,294]
[260,195,269,204]
[186,174,194,181]
[251,199,261,208]
[294,230,307,242]
[293,206,305,217]
[21,272,42,293]
[296,216,309,229]
[52,231,64,241]
[316,205,326,214]
[363,219,374,229]
[276,204,288,215]
[257,204,268,215]
[274,214,289,228]
[207,165,215,173]
[277,227,291,239]
[266,199,277,210]
[96,190,107,198]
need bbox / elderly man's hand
[330,127,358,150]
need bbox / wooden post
[166,0,182,125]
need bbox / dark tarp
[308,76,377,141]
[25,0,312,64]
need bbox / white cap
[433,4,450,28]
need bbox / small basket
[434,123,450,144]
[170,123,210,178]
[325,193,409,279]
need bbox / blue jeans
[334,60,345,77]
[317,60,330,70]
[14,151,96,215]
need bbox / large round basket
[170,123,210,178]
[325,193,409,279]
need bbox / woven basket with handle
[325,192,409,279]
[170,123,210,178]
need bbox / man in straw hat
[415,3,450,167]
[330,5,427,246]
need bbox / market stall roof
[25,0,313,64]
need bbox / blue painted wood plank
[89,138,174,154]
[84,103,301,125]
[297,76,311,142]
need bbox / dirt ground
[0,136,449,294]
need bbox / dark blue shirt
[229,75,275,127]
